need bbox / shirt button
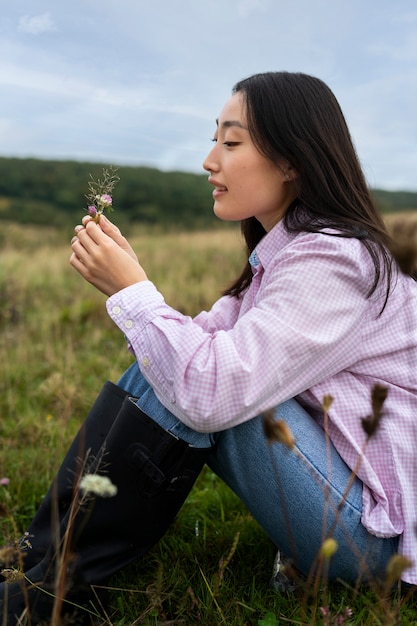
[124,320,133,329]
[142,356,150,367]
[112,305,121,315]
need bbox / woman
[1,71,416,624]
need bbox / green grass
[1,221,416,625]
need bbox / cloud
[2,0,416,189]
[18,12,56,35]
[237,0,270,17]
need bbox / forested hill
[0,157,416,230]
[0,158,213,230]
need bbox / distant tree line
[0,157,416,231]
[0,157,214,231]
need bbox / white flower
[79,474,118,498]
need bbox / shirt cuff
[106,280,165,342]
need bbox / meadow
[1,217,417,625]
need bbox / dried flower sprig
[85,165,120,223]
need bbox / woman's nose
[203,144,219,173]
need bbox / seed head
[262,410,295,449]
[0,567,25,583]
[385,553,412,586]
[322,394,333,412]
[320,537,338,559]
[361,384,388,438]
[79,474,118,498]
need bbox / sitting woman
[1,71,416,625]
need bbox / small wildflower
[19,532,33,551]
[85,166,120,223]
[262,410,295,449]
[361,384,388,438]
[98,193,112,206]
[320,606,353,625]
[320,537,338,559]
[79,474,118,498]
[0,477,10,486]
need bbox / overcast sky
[1,0,417,190]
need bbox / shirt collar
[249,220,295,270]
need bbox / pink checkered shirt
[107,221,417,583]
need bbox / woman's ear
[284,165,298,181]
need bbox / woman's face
[203,92,297,231]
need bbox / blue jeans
[117,362,398,582]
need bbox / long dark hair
[223,71,395,310]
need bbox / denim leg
[117,364,398,581]
[207,399,399,582]
[116,362,214,448]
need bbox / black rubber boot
[0,381,128,576]
[0,397,210,625]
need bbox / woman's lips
[212,187,227,198]
[209,179,227,198]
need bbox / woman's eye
[210,138,240,147]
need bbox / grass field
[1,217,416,625]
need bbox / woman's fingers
[99,216,139,262]
[70,217,147,296]
[99,216,123,243]
[70,223,102,269]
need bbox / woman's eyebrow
[215,119,248,130]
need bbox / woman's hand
[91,214,139,262]
[70,216,148,296]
